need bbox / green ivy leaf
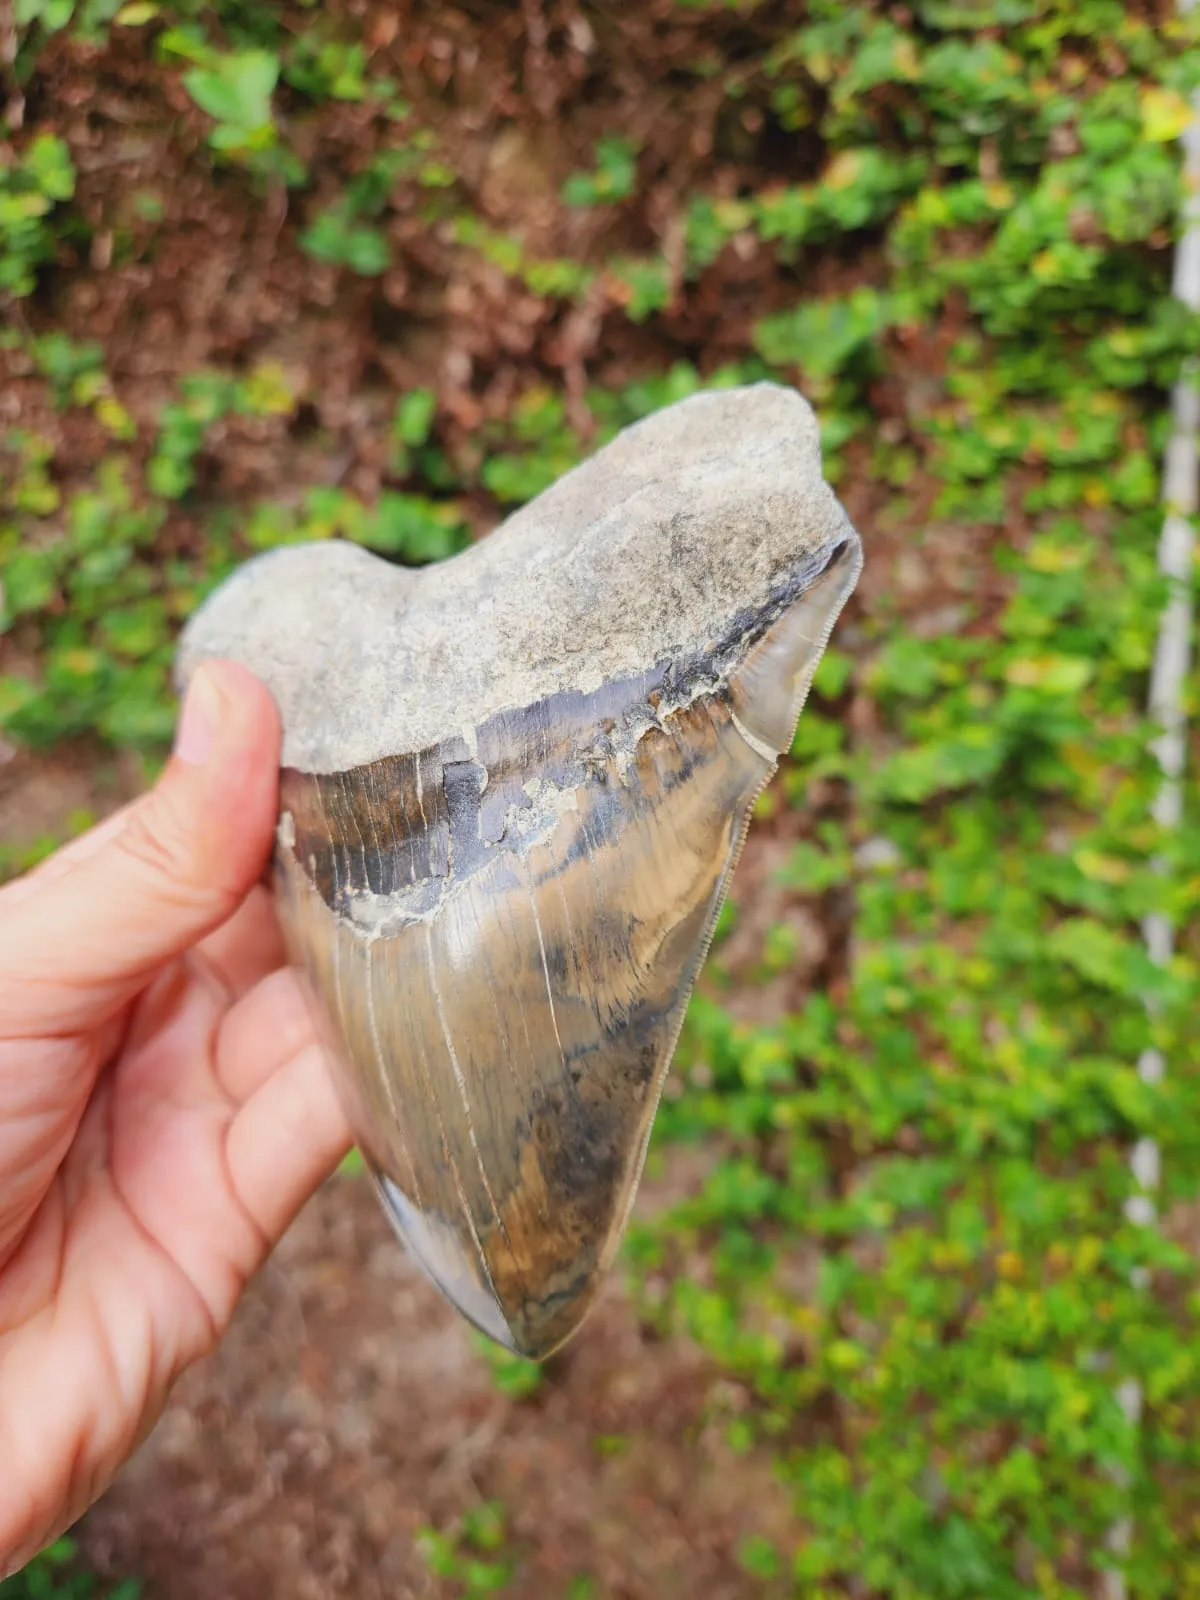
[184,50,279,133]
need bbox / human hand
[0,661,351,1575]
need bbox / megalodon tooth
[177,382,863,1360]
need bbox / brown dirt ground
[77,1163,796,1600]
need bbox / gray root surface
[177,382,857,773]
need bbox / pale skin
[0,661,352,1577]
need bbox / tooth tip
[374,1170,597,1359]
[373,1170,519,1350]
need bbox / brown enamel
[272,548,856,1358]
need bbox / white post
[1103,33,1200,1596]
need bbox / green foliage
[415,1502,516,1596]
[469,1332,544,1399]
[0,357,467,750]
[754,287,902,386]
[0,1538,139,1599]
[1,450,174,747]
[30,334,104,403]
[387,388,437,474]
[739,1534,783,1581]
[158,29,303,182]
[562,136,640,207]
[0,809,93,885]
[687,149,927,274]
[10,0,122,69]
[300,138,453,275]
[0,134,75,299]
[300,209,389,275]
[450,215,595,301]
[626,8,1200,1599]
[283,31,370,101]
[146,362,295,498]
[607,255,673,322]
[184,48,277,144]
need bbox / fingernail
[174,665,225,766]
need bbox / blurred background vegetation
[5,0,1200,1595]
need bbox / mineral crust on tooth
[176,382,863,1359]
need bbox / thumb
[0,660,281,1038]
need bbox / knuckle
[114,797,211,906]
[116,794,247,920]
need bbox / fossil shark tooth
[176,382,863,1360]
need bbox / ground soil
[77,1165,796,1600]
